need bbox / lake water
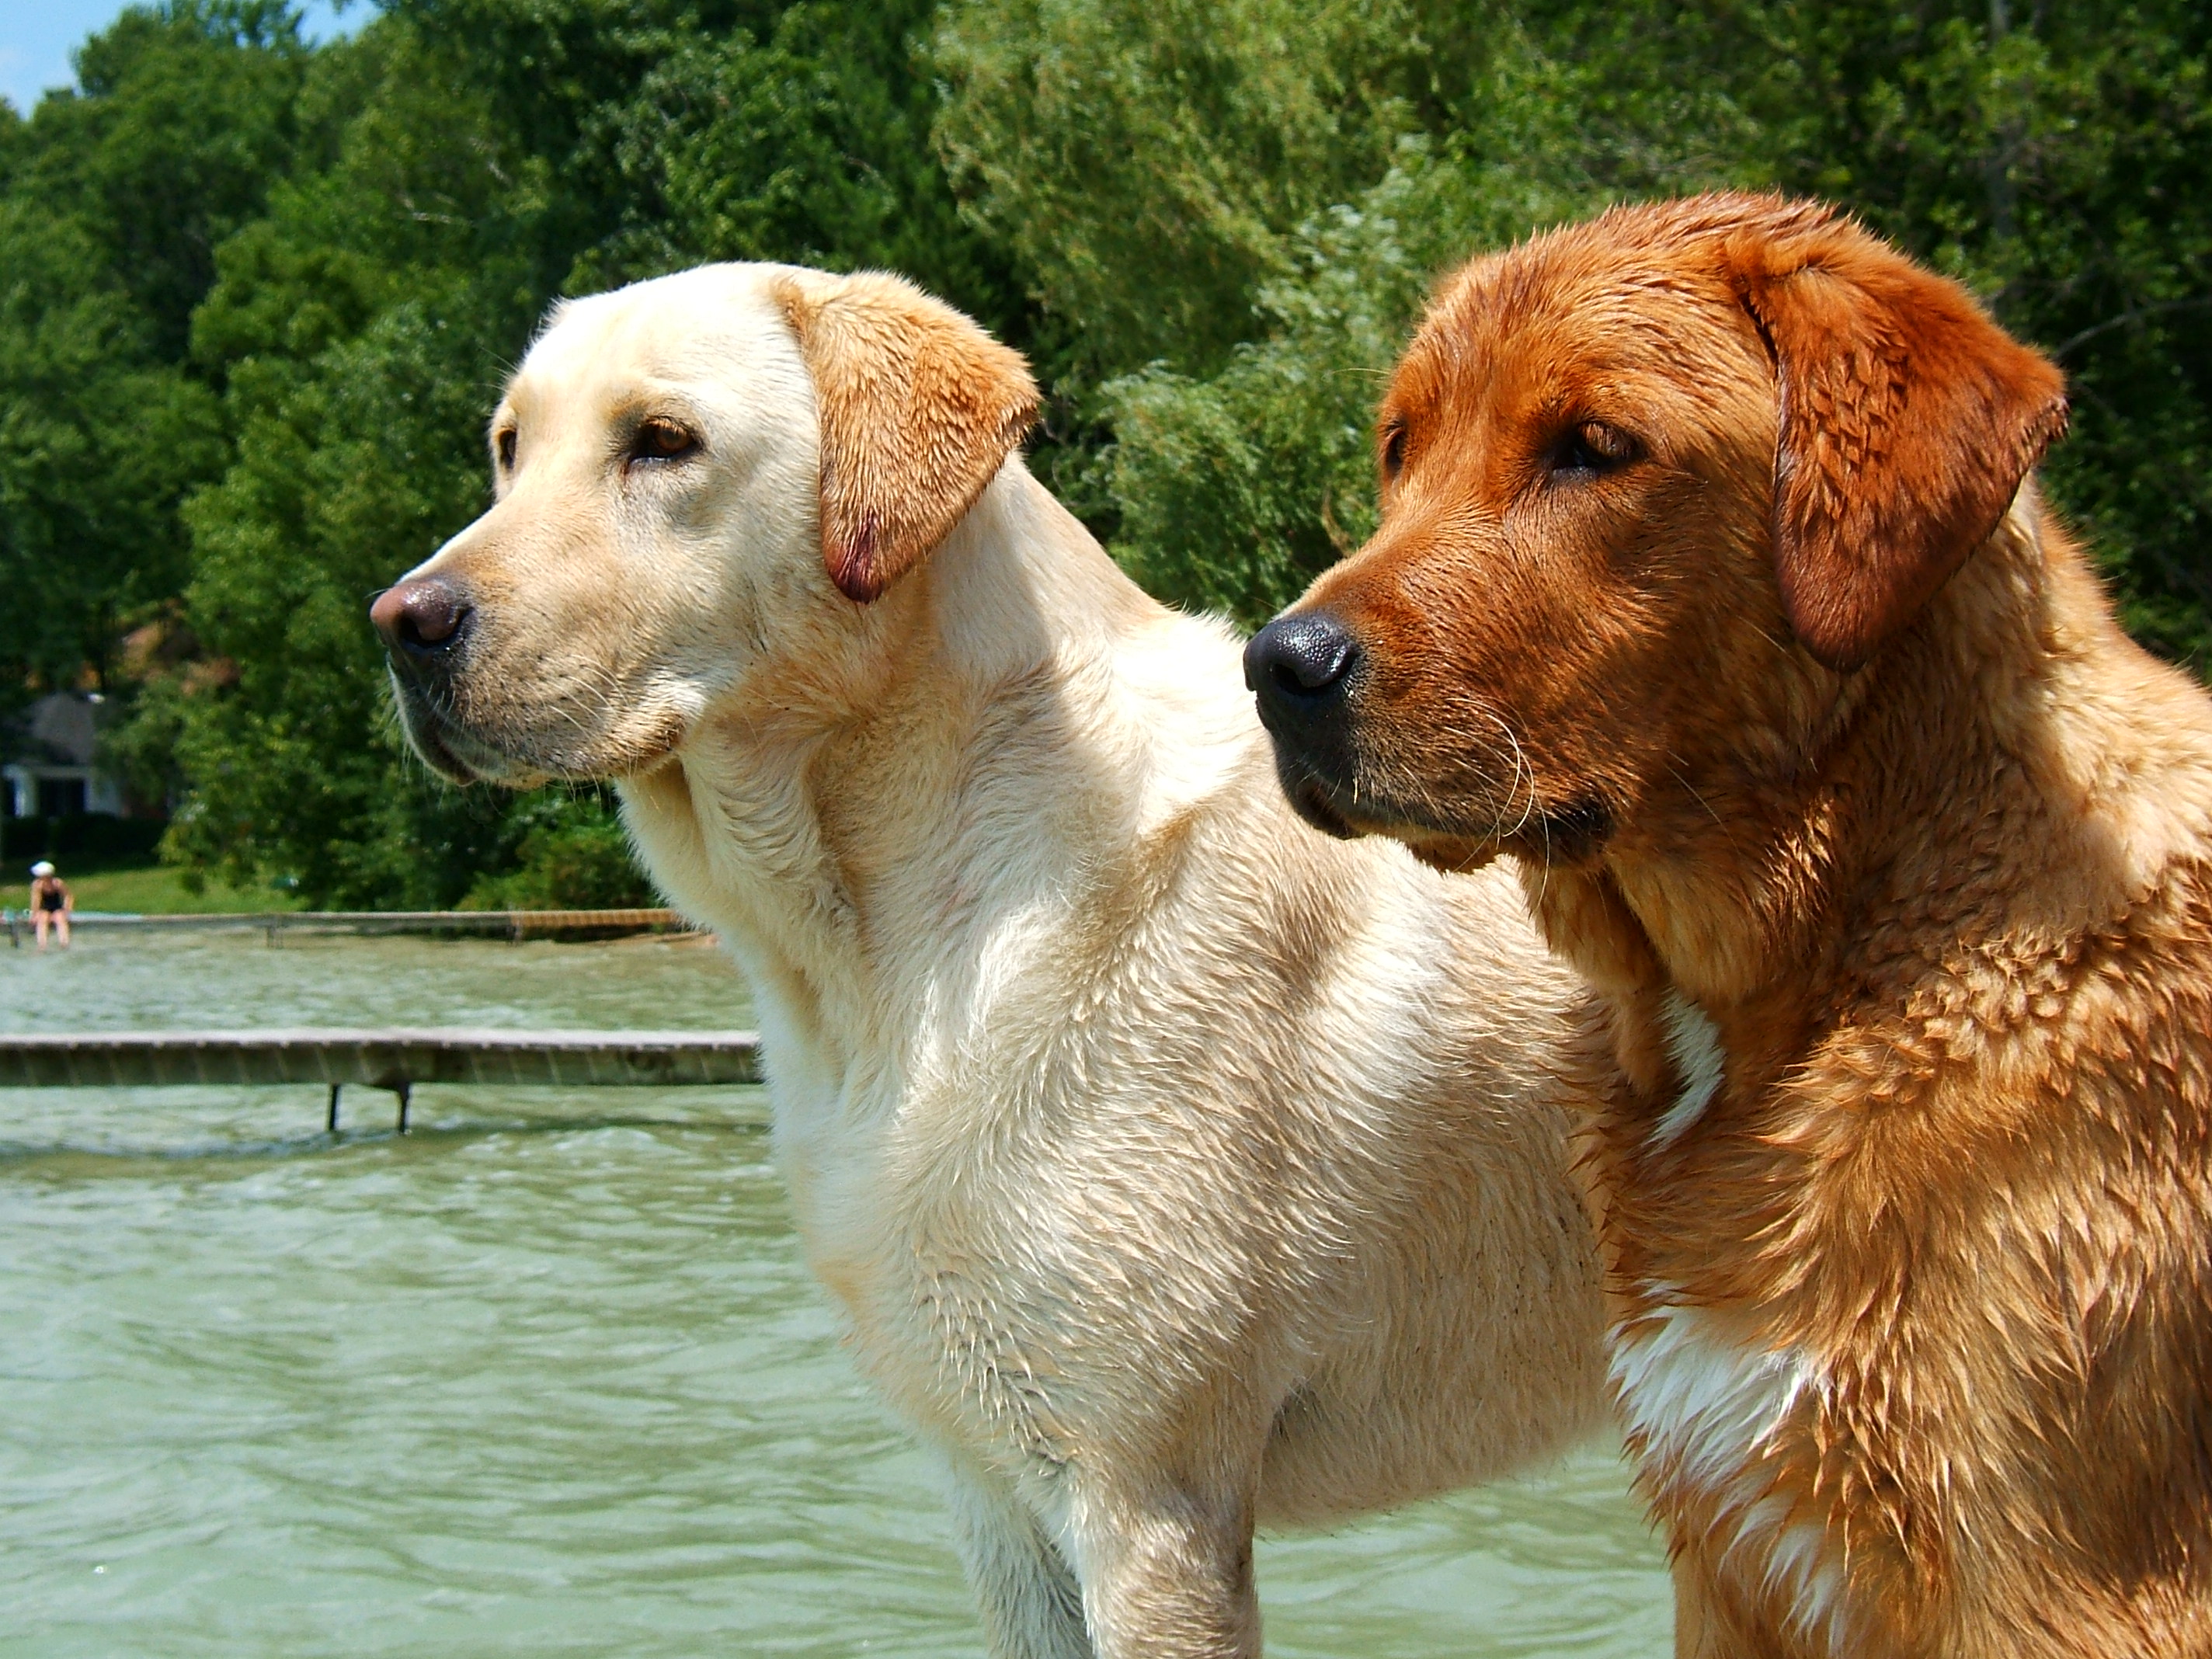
[0,930,1671,1657]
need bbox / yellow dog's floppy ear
[1725,208,2068,672]
[773,271,1040,604]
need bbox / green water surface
[0,931,1669,1656]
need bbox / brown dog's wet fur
[1264,193,2212,1654]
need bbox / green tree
[936,0,1431,378]
[156,0,1036,903]
[9,0,2203,909]
[162,9,574,903]
[937,0,1761,619]
[1737,0,2212,666]
[17,1,309,358]
[0,2,300,697]
[939,0,2211,649]
[170,297,513,905]
[580,0,1023,333]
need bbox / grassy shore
[2,859,292,916]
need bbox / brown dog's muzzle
[1247,593,1613,868]
[1243,610,1365,838]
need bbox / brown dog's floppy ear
[1728,217,2068,671]
[773,270,1040,604]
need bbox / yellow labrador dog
[370,264,1603,1658]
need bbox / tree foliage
[1747,0,2212,663]
[944,0,2212,637]
[0,1,299,693]
[0,0,2205,903]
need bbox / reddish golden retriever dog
[1245,193,2212,1657]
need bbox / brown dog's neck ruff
[1539,496,2205,1111]
[1536,501,2212,1651]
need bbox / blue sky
[1,1,367,117]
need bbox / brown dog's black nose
[1245,613,1360,711]
[370,578,473,660]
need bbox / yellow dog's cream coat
[378,264,1604,1657]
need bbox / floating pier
[2,907,692,945]
[0,1028,762,1132]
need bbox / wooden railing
[0,1027,763,1132]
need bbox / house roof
[3,693,104,770]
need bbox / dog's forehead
[500,266,798,419]
[1393,242,1750,421]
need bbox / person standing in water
[29,861,71,950]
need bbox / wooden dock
[0,1028,762,1132]
[3,907,694,944]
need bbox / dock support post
[327,1083,341,1132]
[395,1082,412,1135]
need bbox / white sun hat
[30,861,55,877]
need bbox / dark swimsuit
[36,885,63,913]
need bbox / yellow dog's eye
[630,418,699,467]
[495,428,517,471]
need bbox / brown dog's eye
[495,428,517,471]
[629,417,699,468]
[1379,418,1409,481]
[1551,420,1640,480]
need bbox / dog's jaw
[1271,760,1359,840]
[389,668,697,792]
[389,673,488,785]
